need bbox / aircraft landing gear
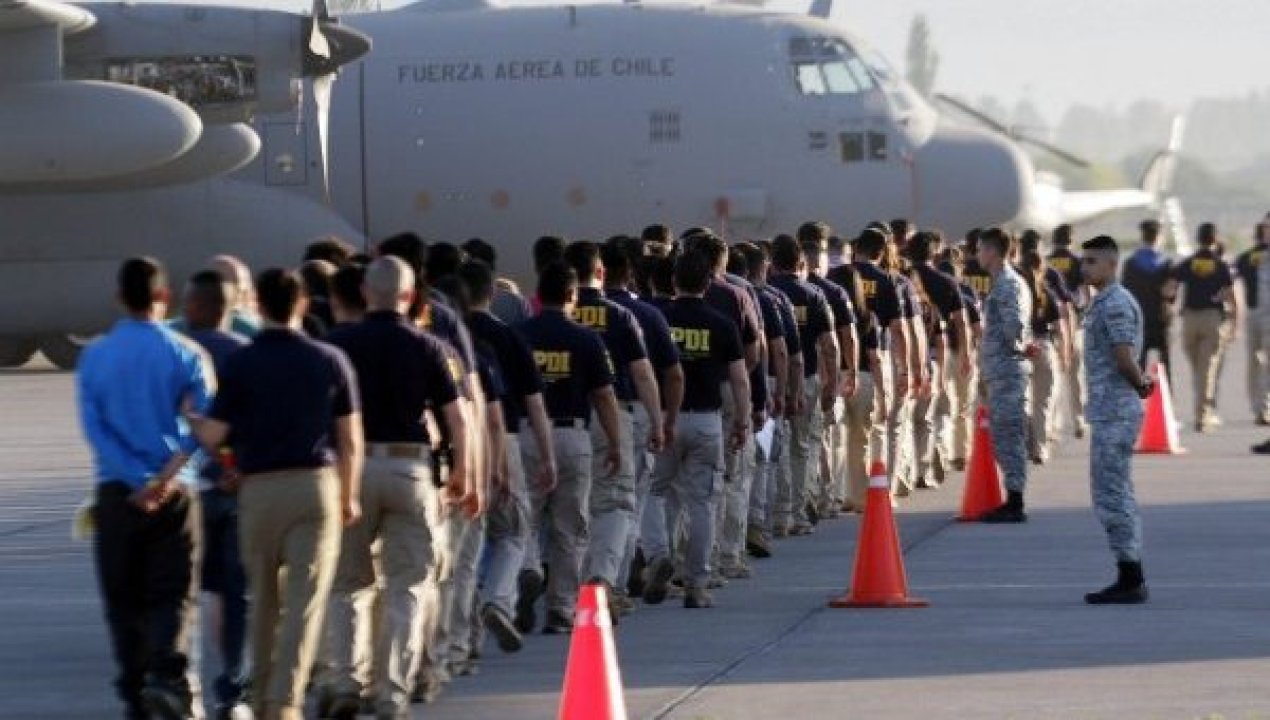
[39,334,93,370]
[0,337,39,369]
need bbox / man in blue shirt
[177,271,250,720]
[77,257,215,720]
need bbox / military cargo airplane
[0,0,1177,368]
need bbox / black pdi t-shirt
[663,297,744,411]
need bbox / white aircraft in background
[0,0,1179,368]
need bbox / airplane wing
[0,0,95,37]
[1057,188,1155,227]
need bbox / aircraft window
[790,37,873,96]
[840,132,864,163]
[105,56,257,108]
[868,131,888,161]
[795,63,827,96]
[649,109,682,143]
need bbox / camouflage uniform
[980,265,1032,493]
[1083,282,1145,561]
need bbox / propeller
[933,93,1092,169]
[301,0,370,202]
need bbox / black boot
[980,491,1027,524]
[1085,561,1149,605]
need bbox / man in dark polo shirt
[513,262,622,635]
[1168,223,1240,431]
[322,257,470,719]
[767,235,837,537]
[797,223,855,521]
[599,241,684,606]
[457,259,557,652]
[1235,223,1268,424]
[851,228,911,493]
[1122,219,1176,379]
[190,269,363,720]
[78,257,215,720]
[562,241,664,604]
[641,249,749,609]
[177,270,251,720]
[1048,224,1089,440]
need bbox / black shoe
[326,692,361,720]
[124,704,150,720]
[745,526,772,559]
[1255,415,1270,427]
[1085,561,1149,605]
[542,609,573,635]
[626,548,647,598]
[1252,439,1270,455]
[585,576,622,627]
[514,568,544,634]
[684,587,715,609]
[915,476,941,490]
[805,501,820,526]
[642,556,675,605]
[979,502,1027,524]
[481,603,523,654]
[139,683,188,720]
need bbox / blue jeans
[201,487,248,704]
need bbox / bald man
[322,258,473,719]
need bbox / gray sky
[154,0,1268,120]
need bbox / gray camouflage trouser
[1090,418,1144,562]
[984,360,1030,494]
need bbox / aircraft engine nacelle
[0,80,201,184]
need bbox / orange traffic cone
[829,461,929,609]
[958,405,1004,522]
[559,582,627,720]
[1136,361,1186,454]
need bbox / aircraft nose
[914,126,1032,231]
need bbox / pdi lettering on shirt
[671,326,712,356]
[573,305,609,330]
[534,350,572,379]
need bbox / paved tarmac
[1,341,1267,720]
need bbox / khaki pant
[1028,339,1060,461]
[646,412,724,588]
[912,359,941,485]
[327,456,437,711]
[826,398,849,509]
[843,371,880,510]
[787,375,822,524]
[938,350,976,466]
[887,357,915,494]
[1182,309,1225,424]
[1249,314,1270,419]
[1062,327,1087,433]
[483,433,530,615]
[764,416,794,532]
[238,468,341,718]
[719,383,755,568]
[619,405,656,591]
[585,408,636,586]
[522,426,592,616]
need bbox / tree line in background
[905,13,1269,248]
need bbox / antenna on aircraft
[807,0,833,18]
[934,93,1092,169]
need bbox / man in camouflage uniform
[975,228,1033,523]
[1079,236,1155,604]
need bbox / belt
[366,443,430,460]
[551,418,589,430]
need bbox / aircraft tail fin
[1138,115,1185,199]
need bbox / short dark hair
[889,218,911,240]
[907,231,940,264]
[186,269,228,310]
[979,227,1013,257]
[300,259,335,298]
[458,259,495,305]
[1019,229,1042,254]
[736,242,768,280]
[533,236,567,273]
[378,232,428,279]
[796,221,831,246]
[433,275,471,317]
[1081,235,1119,254]
[331,264,367,312]
[771,234,802,271]
[688,233,728,271]
[563,241,602,284]
[673,249,713,295]
[854,228,888,259]
[963,227,982,253]
[256,268,306,323]
[726,247,748,277]
[600,241,632,285]
[647,256,675,296]
[1052,224,1073,247]
[425,241,462,283]
[1198,222,1217,246]
[304,236,355,266]
[118,257,167,313]
[641,224,672,245]
[461,238,497,270]
[537,261,577,306]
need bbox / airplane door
[262,122,309,186]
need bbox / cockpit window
[788,37,875,96]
